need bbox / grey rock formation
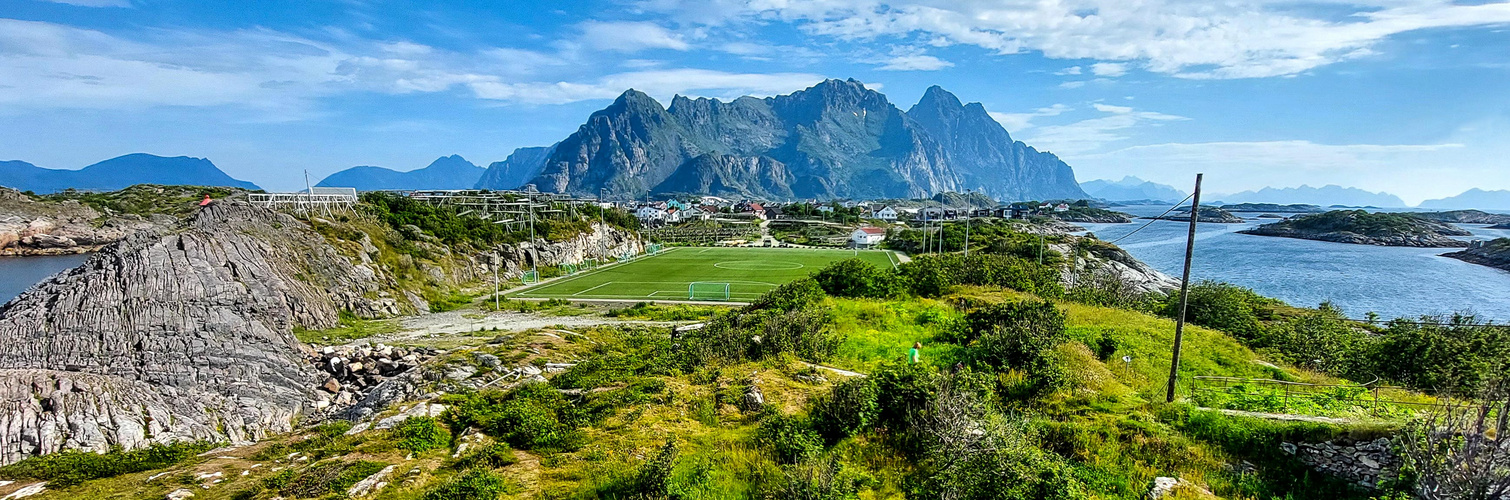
[0,202,390,464]
[0,187,165,256]
[1282,437,1398,489]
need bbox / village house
[851,226,887,247]
[874,206,897,221]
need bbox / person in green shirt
[909,342,921,364]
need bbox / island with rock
[1239,210,1472,247]
[1147,206,1245,223]
[1408,210,1510,225]
[1442,238,1510,272]
[1216,203,1325,213]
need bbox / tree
[1397,379,1510,500]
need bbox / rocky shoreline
[0,187,168,256]
[1239,210,1471,248]
[1145,207,1245,223]
[1442,238,1510,272]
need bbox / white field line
[571,282,616,296]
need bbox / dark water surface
[1081,206,1510,322]
[0,254,88,305]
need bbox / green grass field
[511,246,899,301]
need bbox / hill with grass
[1240,210,1473,247]
[0,195,1503,500]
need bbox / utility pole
[528,194,537,276]
[1166,173,1204,403]
[493,250,500,311]
[303,170,313,214]
[965,208,971,257]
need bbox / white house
[874,206,897,221]
[851,226,886,246]
[1054,203,1071,212]
[635,206,667,221]
[817,205,835,213]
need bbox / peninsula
[1443,238,1510,272]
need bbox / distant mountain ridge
[1081,176,1186,203]
[1216,185,1407,208]
[1417,189,1510,210]
[474,146,556,191]
[0,154,260,194]
[317,155,483,191]
[527,79,1088,201]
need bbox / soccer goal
[688,282,731,301]
[521,270,539,284]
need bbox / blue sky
[1,0,1508,203]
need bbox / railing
[1189,376,1439,418]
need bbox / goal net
[688,282,731,301]
[520,270,539,284]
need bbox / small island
[1409,209,1510,225]
[1217,203,1325,213]
[1050,205,1135,223]
[1146,206,1245,223]
[1239,210,1472,247]
[1492,223,1510,230]
[1443,238,1510,271]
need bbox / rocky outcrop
[1281,437,1398,489]
[1055,236,1179,294]
[0,202,392,464]
[1443,238,1510,272]
[488,222,643,279]
[0,187,165,256]
[1051,211,1134,223]
[1407,210,1510,225]
[1240,210,1471,247]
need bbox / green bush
[809,377,881,443]
[1366,315,1510,395]
[443,383,585,451]
[870,362,939,429]
[395,416,452,453]
[1162,281,1275,340]
[450,443,519,470]
[756,413,823,464]
[422,468,513,500]
[955,300,1068,371]
[679,282,842,366]
[899,254,1063,298]
[271,460,388,498]
[0,441,216,488]
[744,277,827,312]
[813,258,904,298]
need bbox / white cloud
[1090,62,1128,77]
[467,69,825,105]
[1022,104,1188,154]
[1059,81,1086,89]
[988,103,1070,132]
[877,54,953,70]
[38,0,130,7]
[644,0,1510,79]
[576,21,689,53]
[1054,66,1082,75]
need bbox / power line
[1108,193,1196,245]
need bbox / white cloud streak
[644,0,1510,79]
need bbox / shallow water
[1081,206,1510,322]
[0,254,88,305]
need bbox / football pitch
[510,247,900,301]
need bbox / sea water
[1081,206,1510,322]
[0,254,88,305]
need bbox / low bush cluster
[395,416,452,453]
[421,468,514,500]
[442,383,586,451]
[0,441,217,488]
[679,279,843,366]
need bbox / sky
[1,0,1508,204]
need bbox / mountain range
[474,146,555,191]
[0,154,260,194]
[1417,189,1510,210]
[1214,185,1407,208]
[511,79,1086,201]
[316,155,484,191]
[1080,176,1187,203]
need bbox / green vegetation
[39,184,249,218]
[263,459,388,498]
[604,301,725,321]
[395,416,452,453]
[0,441,217,488]
[360,191,636,251]
[1257,210,1466,238]
[292,310,399,344]
[421,468,516,500]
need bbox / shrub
[1254,303,1365,374]
[870,362,939,429]
[1162,281,1274,340]
[813,259,903,298]
[271,460,388,498]
[756,413,823,464]
[421,468,513,500]
[899,254,1063,298]
[450,443,519,470]
[955,300,1067,369]
[744,277,826,312]
[395,416,452,453]
[679,283,842,366]
[768,458,859,500]
[1367,315,1510,395]
[442,383,585,451]
[0,441,217,488]
[809,377,881,443]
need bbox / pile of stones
[309,344,439,409]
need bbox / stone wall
[1281,437,1398,489]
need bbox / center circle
[713,260,804,271]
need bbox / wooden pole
[1166,173,1203,403]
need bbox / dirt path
[358,309,686,344]
[801,362,866,378]
[1212,408,1355,424]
